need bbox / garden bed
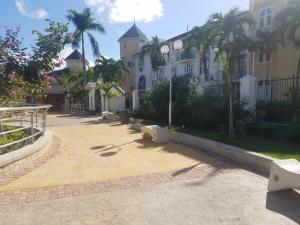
[171,127,300,161]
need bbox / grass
[171,127,300,161]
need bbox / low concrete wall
[168,131,274,175]
[0,130,53,168]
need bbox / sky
[1,0,249,66]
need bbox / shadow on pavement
[172,163,202,177]
[266,190,300,224]
[90,146,106,150]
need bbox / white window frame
[260,8,272,29]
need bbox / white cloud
[15,0,48,20]
[85,0,163,23]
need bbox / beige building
[118,24,149,94]
[250,0,300,80]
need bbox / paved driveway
[0,114,299,225]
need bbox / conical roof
[65,49,83,60]
[118,24,148,41]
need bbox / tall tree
[139,36,166,79]
[66,8,105,83]
[94,56,129,84]
[208,8,254,138]
[184,24,214,81]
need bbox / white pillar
[132,90,139,111]
[240,75,256,111]
[88,88,96,111]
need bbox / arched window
[138,75,146,90]
[260,8,272,29]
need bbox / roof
[167,31,192,42]
[118,24,148,41]
[47,84,64,95]
[65,49,83,60]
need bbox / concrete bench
[268,159,300,192]
[141,125,168,144]
[102,111,114,120]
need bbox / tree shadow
[172,163,202,177]
[100,151,119,157]
[266,190,300,224]
[185,167,224,186]
[90,145,106,150]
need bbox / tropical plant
[208,7,255,138]
[96,82,122,111]
[139,36,166,79]
[184,24,214,80]
[274,0,300,46]
[66,8,105,83]
[94,56,129,84]
[255,29,284,79]
[59,69,87,103]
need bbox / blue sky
[1,0,249,64]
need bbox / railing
[0,104,51,152]
[63,103,85,113]
[255,75,300,103]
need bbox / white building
[118,24,224,110]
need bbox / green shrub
[256,101,300,124]
[0,125,27,155]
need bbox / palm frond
[87,32,100,57]
[87,23,105,33]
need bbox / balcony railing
[0,104,51,153]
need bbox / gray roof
[118,24,148,41]
[65,49,83,60]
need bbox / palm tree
[255,29,284,79]
[96,82,122,111]
[208,8,255,138]
[184,24,214,81]
[66,8,105,83]
[139,36,166,80]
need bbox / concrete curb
[0,130,53,168]
[168,131,275,175]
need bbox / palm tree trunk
[81,32,88,84]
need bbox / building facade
[118,24,222,108]
[249,0,300,79]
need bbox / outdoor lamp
[173,40,183,50]
[214,47,219,54]
[160,39,183,128]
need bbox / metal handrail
[0,104,51,151]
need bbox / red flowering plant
[0,21,71,106]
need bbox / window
[138,76,146,90]
[266,53,271,62]
[239,54,247,76]
[260,8,272,29]
[138,58,144,71]
[258,52,264,63]
[124,43,127,50]
[185,63,194,75]
[258,52,271,63]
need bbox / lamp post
[160,40,183,128]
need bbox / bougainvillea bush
[0,20,72,105]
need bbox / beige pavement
[0,114,224,191]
